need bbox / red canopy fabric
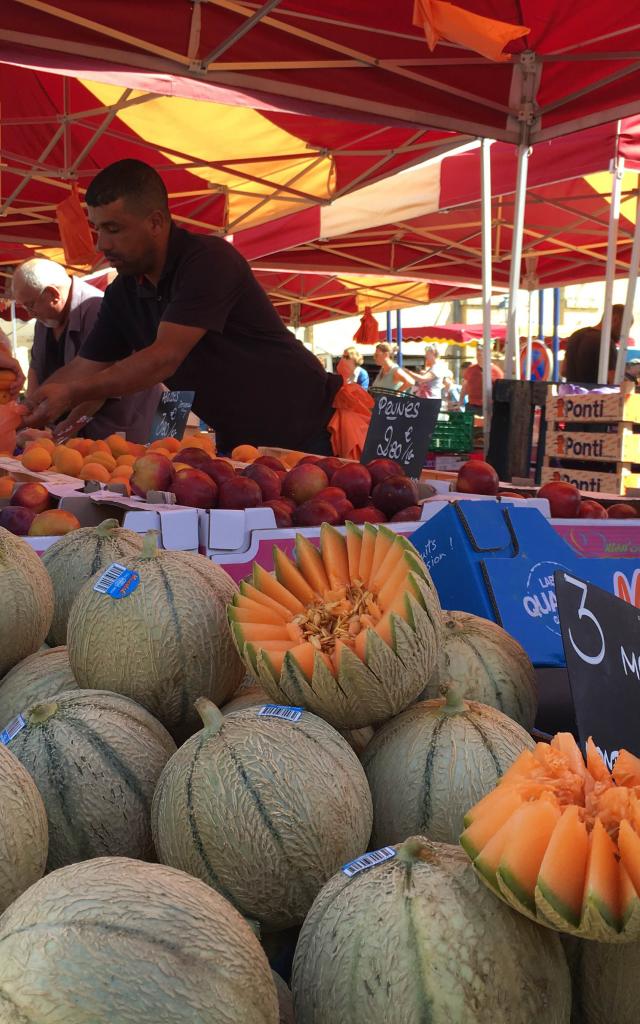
[236,118,640,292]
[0,60,459,278]
[379,323,507,344]
[2,2,640,142]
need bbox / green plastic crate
[429,411,475,453]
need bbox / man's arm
[24,322,205,427]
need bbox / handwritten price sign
[361,391,441,478]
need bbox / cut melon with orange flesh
[583,818,622,931]
[460,788,524,860]
[358,524,377,586]
[228,604,288,627]
[234,623,293,643]
[614,749,640,788]
[320,524,350,590]
[295,535,330,595]
[234,594,289,624]
[586,738,611,784]
[345,522,363,580]
[497,799,561,913]
[371,539,408,594]
[354,630,367,662]
[474,816,518,892]
[287,642,317,683]
[260,648,289,680]
[238,581,293,621]
[252,564,304,615]
[368,528,397,591]
[550,733,588,778]
[273,548,317,606]
[618,819,640,898]
[498,749,543,788]
[376,556,412,610]
[244,640,294,673]
[537,806,589,927]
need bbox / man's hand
[23,381,74,428]
[53,400,104,441]
[16,427,53,449]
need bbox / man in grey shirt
[12,259,160,442]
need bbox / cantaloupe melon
[0,645,78,725]
[461,732,640,942]
[362,688,534,845]
[0,742,48,913]
[8,689,176,870]
[67,531,245,740]
[229,524,442,729]
[420,609,538,730]
[0,526,54,677]
[292,836,571,1023]
[42,518,144,646]
[0,857,279,1023]
[152,699,373,930]
[564,933,640,1024]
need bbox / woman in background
[372,342,414,392]
[338,346,370,390]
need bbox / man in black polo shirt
[25,160,342,452]
[563,304,625,384]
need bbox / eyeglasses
[19,288,46,315]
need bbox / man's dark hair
[86,159,169,215]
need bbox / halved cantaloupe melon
[228,523,442,729]
[462,732,640,942]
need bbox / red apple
[260,500,293,528]
[366,458,406,488]
[607,503,637,519]
[282,464,329,505]
[131,453,175,498]
[456,460,499,496]
[254,455,286,472]
[292,499,340,527]
[537,481,581,518]
[0,506,37,535]
[348,506,386,525]
[372,475,419,517]
[241,463,282,501]
[390,505,422,522]
[9,481,51,515]
[218,476,263,510]
[578,499,608,519]
[315,457,344,480]
[171,468,218,509]
[331,464,372,508]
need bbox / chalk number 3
[563,573,605,666]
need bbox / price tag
[149,390,195,442]
[554,570,640,767]
[360,390,440,478]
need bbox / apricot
[231,444,259,463]
[79,462,111,483]
[53,446,84,477]
[21,446,52,472]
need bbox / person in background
[0,329,24,394]
[12,258,161,444]
[372,342,414,392]
[337,346,369,390]
[410,344,449,399]
[563,304,626,384]
[459,345,504,414]
[23,159,342,454]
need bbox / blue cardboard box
[411,501,640,666]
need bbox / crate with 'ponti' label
[410,501,640,667]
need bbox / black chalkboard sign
[554,569,640,767]
[360,390,441,478]
[148,390,195,443]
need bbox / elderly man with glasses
[10,258,160,443]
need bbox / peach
[131,452,175,498]
[366,458,406,487]
[282,464,329,505]
[292,499,340,527]
[259,500,293,528]
[331,464,372,509]
[254,455,286,472]
[10,481,51,514]
[241,463,281,501]
[0,505,36,535]
[28,509,81,537]
[371,476,419,517]
[171,468,218,509]
[0,477,15,499]
[218,476,262,510]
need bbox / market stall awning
[250,270,477,326]
[2,2,640,143]
[378,323,507,345]
[0,60,462,276]
[236,117,640,291]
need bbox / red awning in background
[2,2,640,143]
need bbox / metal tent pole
[505,142,530,379]
[481,137,493,448]
[396,309,403,366]
[552,288,561,382]
[525,291,533,379]
[538,289,544,340]
[598,155,624,384]
[386,310,392,344]
[615,181,640,384]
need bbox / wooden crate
[546,423,640,462]
[546,389,640,424]
[540,463,640,494]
